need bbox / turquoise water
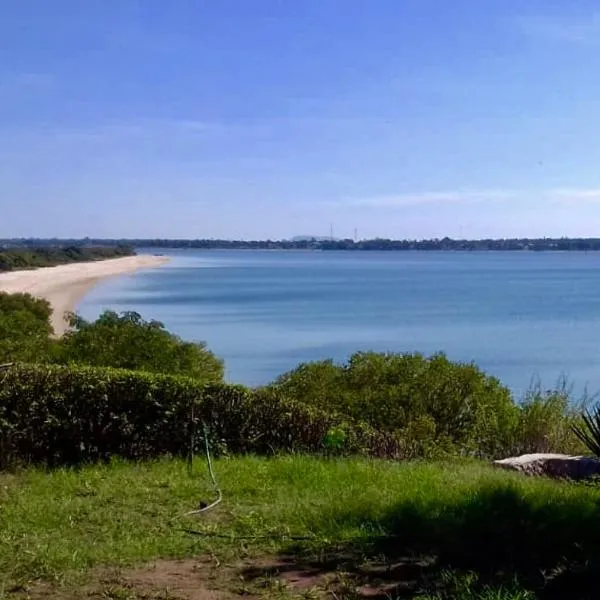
[78,250,600,396]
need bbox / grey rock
[493,453,600,480]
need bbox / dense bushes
[0,293,54,363]
[0,294,224,383]
[0,363,400,468]
[0,245,134,271]
[270,352,587,458]
[0,360,585,468]
[57,311,224,382]
[270,352,521,458]
[0,292,588,465]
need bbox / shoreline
[0,255,170,335]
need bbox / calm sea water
[78,250,600,397]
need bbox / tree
[55,310,224,383]
[0,245,135,272]
[0,292,54,363]
[271,351,518,457]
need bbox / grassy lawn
[1,456,600,599]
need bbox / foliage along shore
[5,236,600,251]
[0,244,135,271]
[0,290,588,469]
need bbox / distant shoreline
[0,255,169,335]
[4,237,600,252]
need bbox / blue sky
[3,1,600,239]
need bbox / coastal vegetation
[0,293,54,363]
[57,310,224,381]
[5,236,600,251]
[271,352,518,458]
[0,363,397,468]
[271,353,585,458]
[0,290,597,598]
[0,244,134,271]
[0,294,223,380]
[0,293,586,466]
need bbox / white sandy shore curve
[0,255,170,335]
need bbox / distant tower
[330,223,334,241]
[354,228,358,242]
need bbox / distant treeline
[3,237,600,251]
[0,245,135,272]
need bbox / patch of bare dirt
[120,558,226,599]
[13,558,239,600]
[12,554,434,600]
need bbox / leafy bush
[0,292,54,363]
[0,363,400,468]
[0,292,585,461]
[0,290,224,384]
[54,311,224,383]
[270,351,520,458]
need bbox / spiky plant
[572,404,600,457]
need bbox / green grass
[2,456,600,598]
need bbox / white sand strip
[0,255,169,335]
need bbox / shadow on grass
[245,482,600,599]
[242,554,434,598]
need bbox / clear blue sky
[3,1,600,239]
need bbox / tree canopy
[0,293,223,383]
[56,310,224,383]
[270,351,517,457]
[0,245,134,272]
[0,292,54,363]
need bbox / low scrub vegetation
[0,291,590,467]
[57,310,224,381]
[0,360,587,469]
[271,352,587,459]
[0,293,224,381]
[0,293,54,363]
[0,363,399,468]
[271,352,516,457]
[0,244,134,271]
[513,381,586,455]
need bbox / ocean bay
[79,250,600,396]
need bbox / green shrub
[270,352,519,458]
[0,295,585,462]
[0,363,197,467]
[55,310,224,383]
[0,363,400,468]
[513,382,587,455]
[0,292,54,363]
[0,293,224,384]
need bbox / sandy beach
[0,255,169,335]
